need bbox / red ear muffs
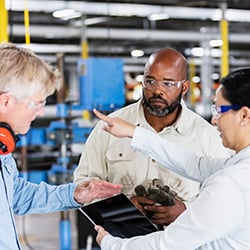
[0,122,16,155]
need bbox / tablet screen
[79,193,159,238]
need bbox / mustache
[148,94,168,104]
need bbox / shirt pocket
[106,140,138,193]
[106,145,136,163]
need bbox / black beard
[143,92,182,117]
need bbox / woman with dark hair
[93,68,250,249]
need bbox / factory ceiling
[5,0,250,73]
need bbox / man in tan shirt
[74,48,231,248]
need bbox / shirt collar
[169,99,188,135]
[225,146,250,166]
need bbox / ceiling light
[190,47,204,57]
[211,73,220,80]
[136,74,144,82]
[84,17,110,26]
[192,76,200,83]
[200,27,207,33]
[209,39,223,47]
[52,9,82,21]
[131,49,144,58]
[148,13,169,21]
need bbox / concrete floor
[15,210,80,250]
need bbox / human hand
[74,179,122,204]
[144,198,186,225]
[93,109,136,138]
[95,225,110,246]
[130,195,155,216]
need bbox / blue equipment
[75,58,125,111]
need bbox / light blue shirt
[0,154,80,250]
[101,127,250,250]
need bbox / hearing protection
[0,122,16,155]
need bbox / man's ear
[0,93,11,112]
[182,80,189,95]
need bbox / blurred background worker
[74,48,231,248]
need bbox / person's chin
[150,101,166,109]
[19,127,30,135]
[151,105,167,112]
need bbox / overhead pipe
[0,0,8,42]
[7,1,250,23]
[24,0,30,45]
[189,60,196,108]
[199,41,213,118]
[11,25,250,44]
[220,2,229,77]
[81,16,89,59]
[79,17,91,134]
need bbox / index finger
[93,109,113,126]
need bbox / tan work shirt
[74,99,231,202]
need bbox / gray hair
[0,42,62,99]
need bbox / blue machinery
[17,58,125,250]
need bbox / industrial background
[1,0,250,249]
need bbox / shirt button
[119,153,123,157]
[152,159,156,163]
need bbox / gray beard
[143,92,182,117]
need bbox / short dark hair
[220,68,250,108]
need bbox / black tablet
[79,193,159,238]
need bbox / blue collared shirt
[0,154,80,249]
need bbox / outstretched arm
[93,109,197,181]
[93,109,226,183]
[74,179,122,204]
[93,109,136,138]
